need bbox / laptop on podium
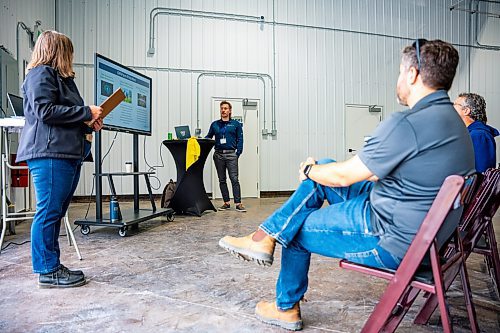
[175,125,191,139]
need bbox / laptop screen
[6,93,24,117]
[174,125,191,140]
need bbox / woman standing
[16,30,103,288]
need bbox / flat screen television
[95,53,152,136]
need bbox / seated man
[453,92,499,172]
[218,39,475,331]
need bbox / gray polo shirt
[358,90,475,259]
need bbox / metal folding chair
[414,168,500,326]
[339,175,478,333]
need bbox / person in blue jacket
[454,93,499,172]
[206,101,246,212]
[16,31,103,288]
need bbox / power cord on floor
[1,240,30,251]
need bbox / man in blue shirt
[218,40,474,330]
[206,101,246,212]
[453,93,499,172]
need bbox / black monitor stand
[74,132,174,237]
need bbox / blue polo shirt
[358,90,475,259]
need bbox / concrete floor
[0,197,499,333]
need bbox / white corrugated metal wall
[0,0,55,96]
[1,1,499,196]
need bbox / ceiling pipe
[196,72,274,137]
[148,7,263,56]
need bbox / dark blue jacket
[206,119,243,156]
[16,65,92,162]
[468,121,499,172]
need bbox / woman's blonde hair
[27,30,75,78]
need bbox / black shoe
[218,203,231,211]
[59,264,84,276]
[38,267,86,289]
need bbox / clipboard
[100,88,126,118]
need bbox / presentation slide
[95,55,152,135]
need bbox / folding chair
[470,168,500,298]
[414,168,500,326]
[339,175,477,333]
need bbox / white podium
[0,118,81,259]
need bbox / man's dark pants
[214,150,241,204]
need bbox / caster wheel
[167,214,175,222]
[118,226,128,237]
[80,225,90,235]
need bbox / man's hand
[299,157,316,181]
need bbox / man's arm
[301,155,377,187]
[236,122,243,156]
[205,122,215,139]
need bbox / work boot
[38,266,86,289]
[59,264,84,276]
[218,203,231,211]
[235,203,247,212]
[219,232,275,266]
[255,301,303,331]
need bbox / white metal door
[344,105,383,159]
[212,98,259,199]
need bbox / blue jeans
[27,158,82,274]
[259,158,401,310]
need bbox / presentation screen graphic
[95,54,152,136]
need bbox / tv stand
[74,133,174,237]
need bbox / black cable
[143,137,166,191]
[84,175,95,219]
[101,132,119,163]
[59,224,79,236]
[1,240,30,251]
[148,174,161,191]
[143,137,166,170]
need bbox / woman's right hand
[85,105,103,127]
[89,105,103,120]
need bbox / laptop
[6,93,25,118]
[174,125,191,139]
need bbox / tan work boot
[219,232,276,266]
[255,300,303,331]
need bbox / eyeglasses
[453,103,467,109]
[412,39,428,72]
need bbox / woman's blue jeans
[259,158,401,310]
[27,158,82,274]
